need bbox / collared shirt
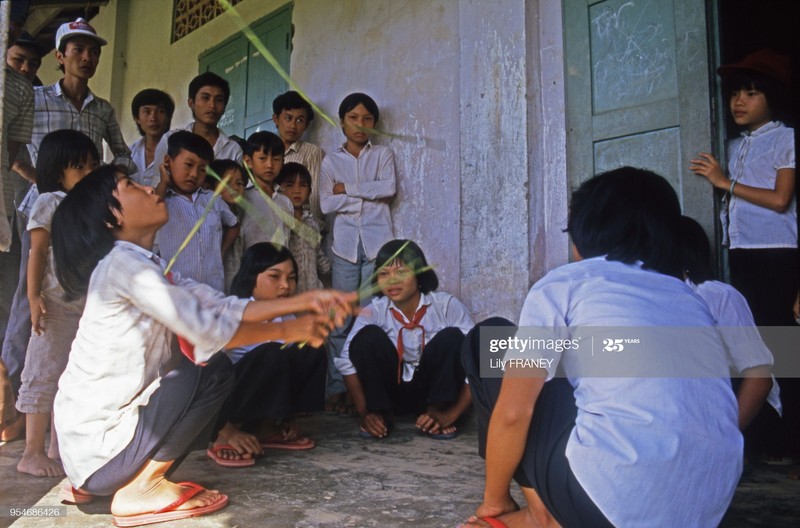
[337,291,474,381]
[27,191,66,296]
[517,257,742,527]
[288,211,330,293]
[155,188,238,292]
[18,81,136,218]
[224,301,294,364]
[319,141,396,263]
[285,140,325,221]
[129,137,158,187]
[727,121,796,249]
[54,240,248,488]
[240,186,293,250]
[153,122,244,170]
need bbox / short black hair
[338,92,379,123]
[230,243,298,299]
[207,158,245,184]
[244,131,284,158]
[275,162,312,189]
[372,239,439,296]
[36,130,99,193]
[272,91,315,122]
[188,71,230,105]
[721,71,792,125]
[566,166,683,278]
[167,130,214,162]
[131,88,175,136]
[678,216,716,285]
[52,165,122,300]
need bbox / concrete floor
[1,412,799,528]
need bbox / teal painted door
[199,5,292,139]
[564,0,716,225]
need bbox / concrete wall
[34,0,570,321]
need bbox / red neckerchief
[388,304,428,382]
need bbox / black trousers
[730,247,800,458]
[217,342,326,431]
[461,318,613,528]
[83,354,234,496]
[349,324,466,415]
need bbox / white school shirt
[690,279,781,414]
[224,300,294,364]
[517,257,742,528]
[285,140,325,221]
[239,186,293,249]
[54,241,248,488]
[337,291,474,381]
[727,121,796,249]
[155,188,238,292]
[319,142,395,263]
[129,137,157,187]
[153,122,244,169]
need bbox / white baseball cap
[55,18,108,50]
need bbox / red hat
[717,48,791,86]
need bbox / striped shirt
[155,188,238,292]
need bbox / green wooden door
[199,5,292,139]
[564,0,716,227]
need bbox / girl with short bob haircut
[461,167,741,528]
[206,243,325,468]
[337,239,474,439]
[50,168,354,525]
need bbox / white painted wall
[33,0,571,321]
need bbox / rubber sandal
[483,518,508,528]
[112,481,228,527]
[259,436,315,450]
[206,444,255,467]
[428,428,458,440]
[59,483,94,505]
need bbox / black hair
[275,162,312,189]
[207,158,245,184]
[230,243,298,299]
[338,92,379,123]
[188,71,230,104]
[721,71,793,125]
[131,88,176,136]
[35,130,99,193]
[272,90,315,122]
[52,166,123,300]
[244,131,284,158]
[566,166,683,278]
[372,239,439,296]
[167,130,214,162]
[678,216,716,285]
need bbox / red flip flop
[260,436,316,450]
[483,518,508,528]
[112,481,227,527]
[59,483,94,505]
[206,444,256,467]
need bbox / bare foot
[0,412,25,442]
[214,422,261,459]
[111,478,223,517]
[17,451,65,477]
[416,406,456,435]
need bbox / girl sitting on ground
[337,239,474,439]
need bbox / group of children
[0,17,796,528]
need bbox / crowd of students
[0,16,796,528]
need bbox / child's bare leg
[212,422,261,460]
[111,459,223,517]
[17,412,64,477]
[462,487,560,528]
[520,486,560,528]
[47,413,60,460]
[0,412,25,442]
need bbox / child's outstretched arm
[228,313,335,349]
[691,153,795,212]
[241,289,357,327]
[27,228,49,335]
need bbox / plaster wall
[32,0,563,321]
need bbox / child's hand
[29,295,47,335]
[332,182,346,195]
[361,412,389,438]
[158,155,171,185]
[298,290,359,328]
[282,313,335,347]
[793,291,799,323]
[689,153,728,190]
